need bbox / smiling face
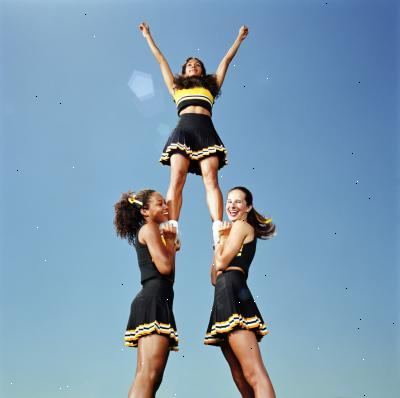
[143,192,169,224]
[183,58,204,77]
[226,189,252,222]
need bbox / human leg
[221,341,255,398]
[199,156,223,244]
[128,334,170,398]
[166,154,190,221]
[227,330,275,398]
[199,156,223,222]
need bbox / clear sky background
[1,0,399,397]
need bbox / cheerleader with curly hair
[114,189,178,398]
[204,187,276,398]
[139,22,248,245]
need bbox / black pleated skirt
[159,113,228,175]
[124,277,178,351]
[204,271,268,346]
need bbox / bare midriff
[179,105,211,117]
[216,266,245,277]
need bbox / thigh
[137,334,170,370]
[227,330,266,372]
[170,153,190,175]
[199,155,219,177]
[221,341,243,372]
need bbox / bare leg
[227,330,276,398]
[128,334,170,398]
[199,156,223,221]
[221,341,255,398]
[166,154,190,221]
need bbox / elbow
[214,258,226,271]
[155,257,174,275]
[222,57,232,66]
[158,264,173,276]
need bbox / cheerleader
[138,22,248,245]
[114,189,178,398]
[204,187,276,398]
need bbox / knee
[202,170,219,189]
[243,367,266,389]
[231,369,249,391]
[136,367,161,388]
[170,170,187,190]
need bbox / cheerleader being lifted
[139,22,249,246]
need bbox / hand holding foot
[218,221,232,240]
[160,223,177,242]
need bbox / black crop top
[135,232,174,284]
[226,239,257,278]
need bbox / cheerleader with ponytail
[204,186,276,398]
[114,189,178,398]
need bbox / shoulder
[231,220,254,242]
[138,223,159,244]
[230,219,250,236]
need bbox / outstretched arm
[139,22,175,96]
[215,25,249,89]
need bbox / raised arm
[215,25,249,89]
[139,22,175,96]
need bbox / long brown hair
[173,57,221,98]
[228,186,276,239]
[113,189,155,245]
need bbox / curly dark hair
[173,57,221,99]
[228,186,276,240]
[114,189,155,246]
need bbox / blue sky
[1,0,399,397]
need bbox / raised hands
[139,22,150,38]
[238,25,249,42]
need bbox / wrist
[165,239,175,250]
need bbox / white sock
[160,220,178,230]
[159,221,169,231]
[212,220,222,245]
[164,220,179,243]
[168,219,179,233]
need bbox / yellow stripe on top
[173,87,215,108]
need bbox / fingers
[139,22,150,37]
[220,221,231,230]
[239,25,249,39]
[219,221,232,235]
[161,223,177,238]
